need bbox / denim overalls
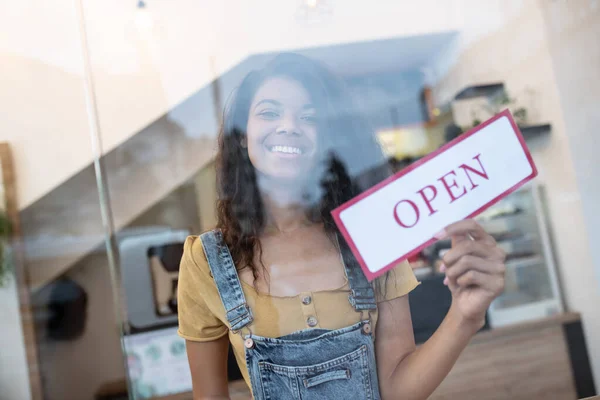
[200,230,382,399]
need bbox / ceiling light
[296,0,333,23]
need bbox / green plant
[471,91,528,127]
[0,212,13,287]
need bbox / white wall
[540,0,600,295]
[0,1,91,212]
[432,0,600,386]
[0,280,32,400]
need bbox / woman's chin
[254,162,308,181]
[263,171,308,186]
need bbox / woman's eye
[259,110,279,119]
[301,114,318,123]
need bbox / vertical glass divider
[72,0,133,397]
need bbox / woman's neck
[259,177,312,234]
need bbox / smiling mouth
[268,145,305,155]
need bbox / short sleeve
[375,260,420,303]
[177,236,229,342]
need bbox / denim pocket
[303,369,350,388]
[258,345,373,400]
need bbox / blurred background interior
[1,0,599,399]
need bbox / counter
[430,312,595,399]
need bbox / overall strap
[336,234,377,312]
[200,230,253,332]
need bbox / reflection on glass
[4,1,599,399]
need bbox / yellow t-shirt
[177,235,419,389]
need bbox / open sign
[332,110,537,281]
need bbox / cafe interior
[1,1,599,399]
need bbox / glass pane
[1,1,128,400]
[4,1,600,399]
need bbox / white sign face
[332,110,537,281]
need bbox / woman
[178,54,506,399]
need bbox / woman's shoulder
[180,234,211,278]
[177,234,230,341]
[181,229,232,276]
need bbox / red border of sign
[331,109,538,281]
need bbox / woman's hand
[435,219,506,331]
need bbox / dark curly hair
[216,53,391,289]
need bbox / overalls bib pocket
[257,345,373,400]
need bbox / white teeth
[270,145,302,155]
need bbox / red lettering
[438,171,467,203]
[393,199,420,228]
[458,154,489,190]
[393,153,489,228]
[416,185,438,216]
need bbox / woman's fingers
[437,219,506,295]
[442,239,506,266]
[443,255,505,281]
[455,269,505,295]
[436,219,496,245]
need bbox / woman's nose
[276,116,301,136]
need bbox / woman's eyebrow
[254,99,282,109]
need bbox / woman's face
[246,77,319,184]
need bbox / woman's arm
[375,219,506,400]
[375,295,481,400]
[186,336,231,400]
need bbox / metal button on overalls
[302,295,312,305]
[362,322,372,334]
[307,316,318,327]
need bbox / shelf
[454,83,505,100]
[519,124,552,140]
